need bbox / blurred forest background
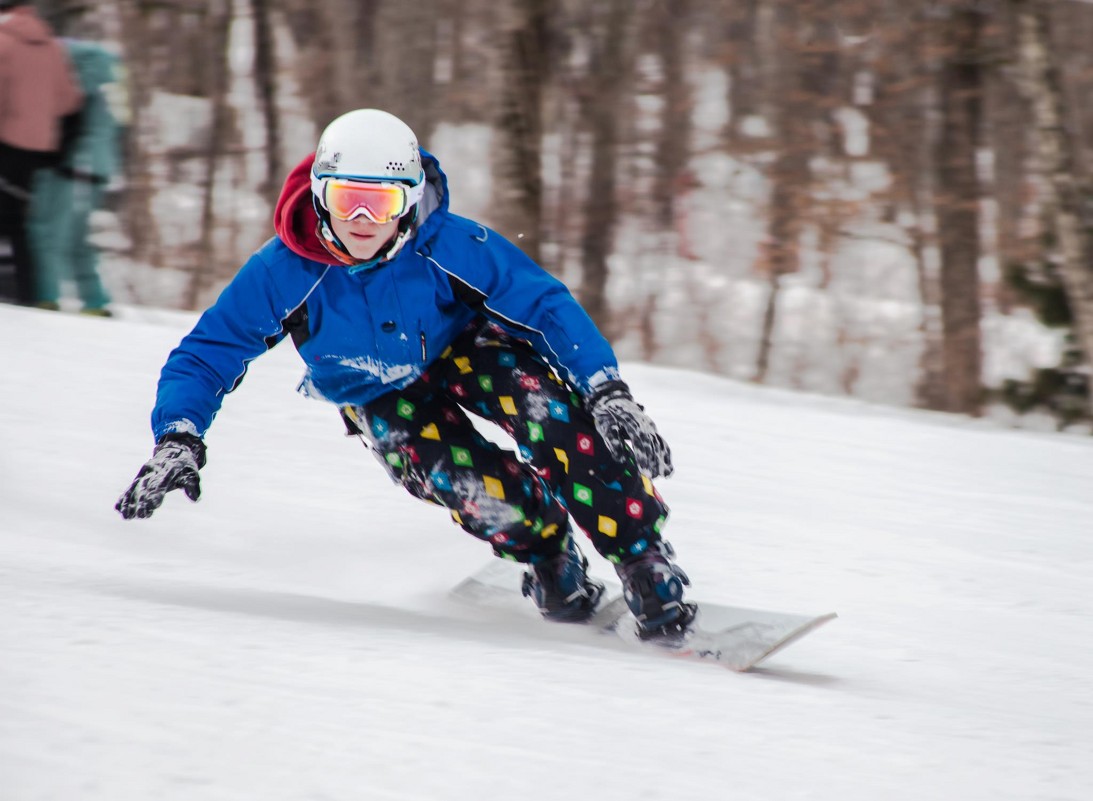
[34,0,1093,430]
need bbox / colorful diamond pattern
[431,470,452,491]
[573,482,593,506]
[554,448,569,473]
[360,333,670,567]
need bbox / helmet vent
[387,162,405,171]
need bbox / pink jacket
[0,6,83,152]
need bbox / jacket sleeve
[151,252,291,441]
[431,223,621,395]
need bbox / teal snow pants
[28,169,110,310]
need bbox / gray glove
[116,434,206,519]
[586,380,673,478]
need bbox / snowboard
[450,559,837,672]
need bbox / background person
[29,38,121,315]
[0,0,82,306]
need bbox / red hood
[273,152,343,265]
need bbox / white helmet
[310,109,425,267]
[311,109,424,194]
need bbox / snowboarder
[115,109,694,638]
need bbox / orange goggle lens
[322,179,409,224]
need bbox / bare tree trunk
[754,1,819,384]
[283,0,356,130]
[638,292,658,360]
[374,0,439,145]
[651,0,691,224]
[449,0,467,100]
[353,0,382,81]
[493,0,551,264]
[186,0,233,311]
[1013,0,1093,416]
[320,0,358,125]
[116,1,163,269]
[909,213,947,409]
[548,90,582,268]
[577,0,634,336]
[869,3,947,409]
[250,0,281,202]
[754,131,811,383]
[754,269,782,383]
[988,62,1034,312]
[933,7,987,415]
[722,0,763,145]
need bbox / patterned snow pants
[348,320,669,564]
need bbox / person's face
[329,215,400,261]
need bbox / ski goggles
[315,177,424,224]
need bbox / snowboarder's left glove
[115,433,207,520]
[586,380,673,478]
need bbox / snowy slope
[2,303,1091,801]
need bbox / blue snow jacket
[151,150,620,441]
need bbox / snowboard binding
[522,533,605,623]
[616,541,697,641]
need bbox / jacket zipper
[420,331,427,362]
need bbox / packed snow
[1,303,1091,801]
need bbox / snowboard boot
[522,532,605,623]
[615,541,697,640]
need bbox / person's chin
[347,240,381,261]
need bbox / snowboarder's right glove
[585,380,674,478]
[115,433,207,520]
